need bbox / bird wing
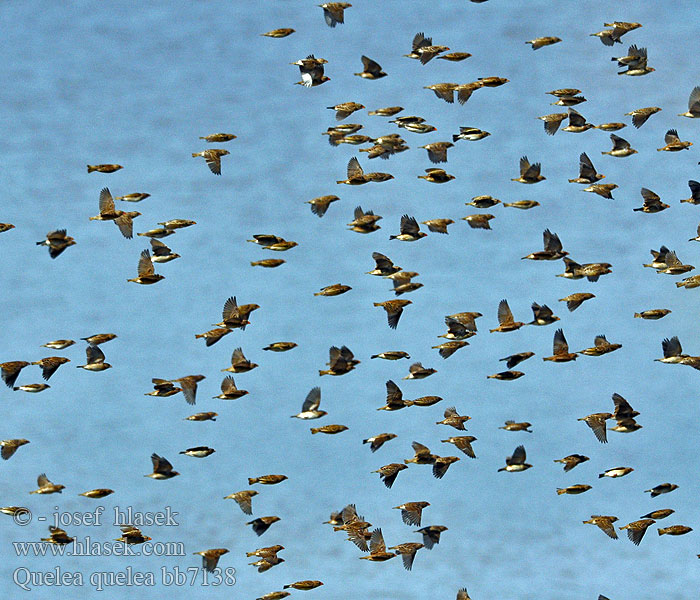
[99,187,115,214]
[497,299,514,325]
[400,214,420,236]
[578,153,596,179]
[347,157,364,179]
[369,528,386,553]
[664,129,680,144]
[114,214,135,239]
[302,387,321,412]
[610,134,630,150]
[221,376,237,394]
[137,250,155,277]
[86,344,106,364]
[510,445,526,465]
[385,380,403,404]
[688,86,700,112]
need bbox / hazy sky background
[1,1,699,598]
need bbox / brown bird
[145,378,181,397]
[578,413,612,443]
[554,454,589,472]
[319,345,359,376]
[36,229,76,258]
[390,214,427,241]
[657,128,692,152]
[393,502,430,526]
[498,445,532,472]
[388,542,424,570]
[420,142,453,164]
[432,340,469,359]
[377,380,409,411]
[404,441,438,465]
[214,296,258,330]
[441,436,477,458]
[602,134,637,157]
[415,525,448,549]
[0,361,30,388]
[645,483,678,498]
[41,525,74,545]
[436,406,470,431]
[248,474,288,486]
[145,454,179,479]
[583,183,618,199]
[319,2,351,27]
[355,55,386,79]
[213,375,248,400]
[490,299,525,333]
[284,581,323,591]
[31,357,70,381]
[310,424,348,435]
[192,149,229,175]
[562,108,594,133]
[625,106,661,128]
[199,133,236,142]
[292,54,329,87]
[374,299,412,329]
[87,164,122,173]
[127,250,164,284]
[583,515,618,539]
[224,490,259,515]
[77,344,111,371]
[194,548,229,572]
[559,292,595,312]
[30,473,65,494]
[432,456,460,479]
[170,374,206,404]
[402,362,437,380]
[79,488,114,498]
[90,188,140,238]
[557,485,592,495]
[337,156,371,185]
[359,528,396,561]
[328,102,365,121]
[526,36,561,50]
[247,516,280,537]
[418,168,455,183]
[184,412,217,422]
[619,519,655,545]
[578,335,622,356]
[634,188,669,213]
[363,433,397,452]
[0,439,30,460]
[569,153,605,184]
[522,229,568,260]
[222,348,258,374]
[348,206,382,234]
[499,421,532,432]
[512,156,545,183]
[500,352,535,369]
[306,195,339,217]
[372,463,407,488]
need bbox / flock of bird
[3,2,700,599]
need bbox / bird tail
[87,165,97,172]
[556,488,566,495]
[248,478,258,485]
[310,428,319,434]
